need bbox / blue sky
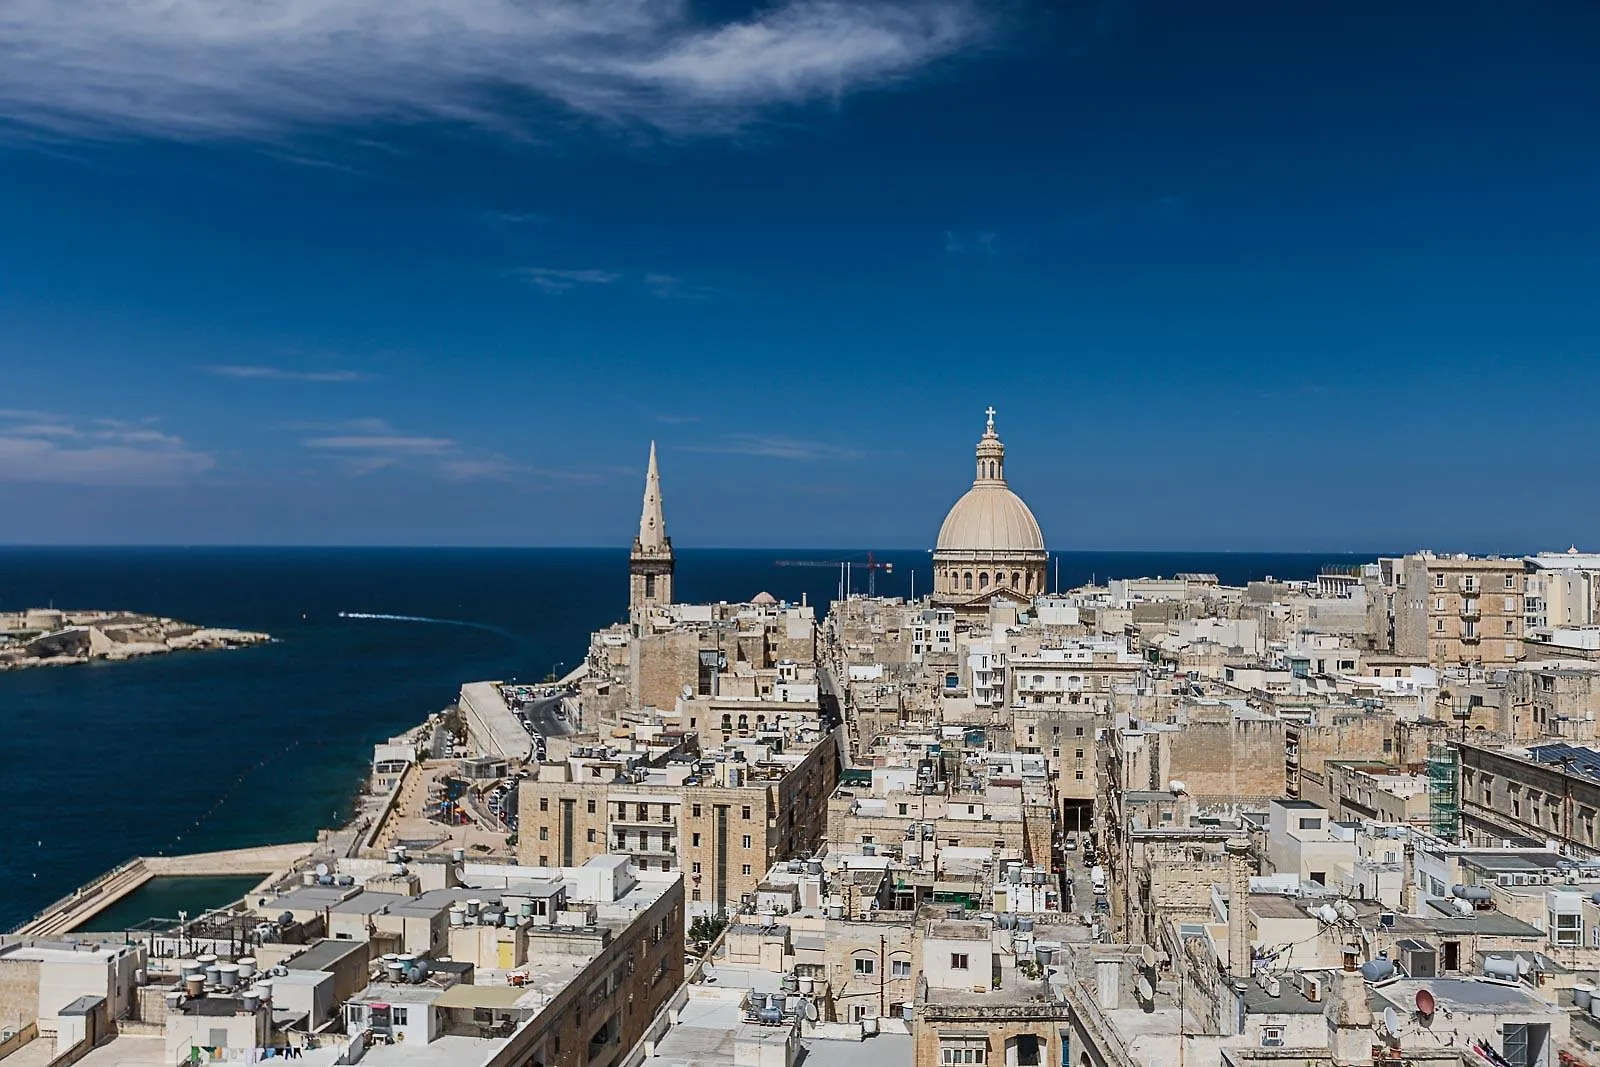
[1,0,1596,551]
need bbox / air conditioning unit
[1298,974,1324,1003]
[1378,912,1396,929]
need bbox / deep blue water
[0,547,1371,929]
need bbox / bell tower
[629,441,674,617]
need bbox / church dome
[936,485,1046,554]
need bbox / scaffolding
[1428,742,1460,842]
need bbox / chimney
[1400,841,1417,916]
[1226,837,1252,984]
[1325,959,1374,1067]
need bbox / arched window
[737,714,749,729]
[1011,571,1021,588]
[964,572,973,590]
[979,572,989,589]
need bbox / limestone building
[628,441,674,619]
[932,409,1048,611]
[1394,553,1525,667]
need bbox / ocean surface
[0,546,1372,930]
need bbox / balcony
[1461,631,1481,644]
[1460,603,1481,619]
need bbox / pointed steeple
[629,441,674,616]
[638,440,667,550]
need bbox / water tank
[391,863,407,877]
[204,964,223,987]
[450,906,466,927]
[520,901,534,919]
[807,861,823,876]
[1452,899,1474,916]
[901,1003,914,1022]
[237,958,257,982]
[1451,884,1492,902]
[467,899,482,916]
[301,871,317,887]
[165,991,183,1010]
[1588,995,1600,1022]
[1484,955,1519,982]
[409,960,430,984]
[386,960,406,982]
[242,988,261,1013]
[278,911,295,926]
[218,964,240,989]
[197,953,219,968]
[1575,983,1593,1011]
[798,976,815,993]
[1360,959,1395,982]
[997,913,1015,930]
[782,975,799,993]
[179,959,202,978]
[256,980,274,1003]
[387,847,402,863]
[1018,917,1035,933]
[337,875,355,888]
[184,974,206,998]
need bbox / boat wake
[337,611,518,641]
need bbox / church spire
[629,441,674,616]
[638,440,667,550]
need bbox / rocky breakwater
[0,608,271,670]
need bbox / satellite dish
[1516,955,1532,976]
[1136,976,1154,1001]
[315,863,329,878]
[1415,987,1436,1017]
[804,1001,818,1022]
[1336,901,1357,922]
[1382,1006,1401,1037]
[1318,904,1339,924]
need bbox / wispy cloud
[0,0,990,141]
[652,413,703,425]
[645,273,716,300]
[944,229,996,255]
[204,364,370,382]
[0,411,214,486]
[302,434,457,455]
[514,268,623,295]
[684,433,873,461]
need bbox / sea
[0,546,1373,930]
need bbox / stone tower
[629,441,674,617]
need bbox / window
[1507,642,1518,657]
[1506,575,1516,589]
[1435,574,1446,588]
[637,804,649,820]
[1075,726,1084,736]
[1505,595,1516,611]
[892,960,912,978]
[586,829,596,843]
[1309,871,1326,885]
[950,953,969,969]
[391,1007,408,1026]
[1506,620,1516,634]
[742,835,753,849]
[691,889,701,901]
[539,798,549,812]
[941,1046,987,1066]
[538,855,548,866]
[692,804,702,818]
[1074,770,1083,780]
[1298,817,1322,830]
[1552,911,1582,946]
[742,864,752,875]
[539,826,549,841]
[692,862,701,874]
[854,957,876,976]
[692,833,701,847]
[742,805,752,820]
[898,804,909,815]
[1434,597,1444,611]
[1075,749,1084,759]
[587,799,596,814]
[1261,1027,1284,1048]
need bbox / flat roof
[429,984,535,1010]
[286,939,368,972]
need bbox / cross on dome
[985,406,996,433]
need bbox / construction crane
[773,553,895,598]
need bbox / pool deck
[12,842,316,938]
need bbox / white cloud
[302,434,457,455]
[0,0,989,141]
[0,411,215,486]
[514,268,623,295]
[684,433,872,461]
[204,364,369,382]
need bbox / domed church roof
[934,408,1047,556]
